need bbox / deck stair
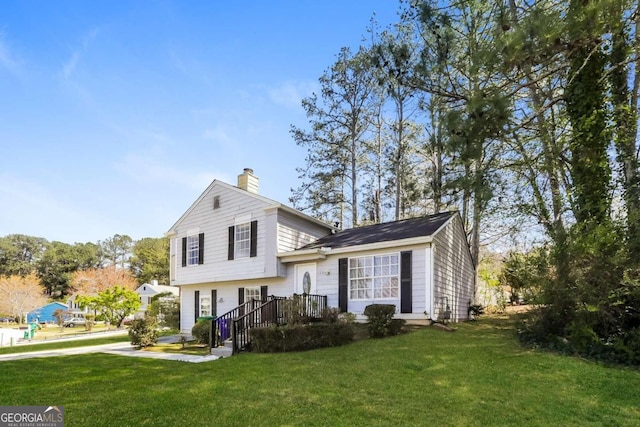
[208,293,327,355]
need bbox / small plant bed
[142,342,210,356]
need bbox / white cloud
[115,151,225,192]
[202,125,234,145]
[268,80,317,109]
[59,27,100,80]
[0,32,22,76]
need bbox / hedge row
[252,323,354,353]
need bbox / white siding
[312,244,429,318]
[180,277,291,333]
[170,183,274,286]
[277,210,331,252]
[432,215,475,322]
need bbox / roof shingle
[300,211,456,250]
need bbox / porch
[208,293,327,356]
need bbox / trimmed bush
[363,304,396,338]
[128,318,158,349]
[191,319,211,345]
[252,323,354,353]
[387,319,406,336]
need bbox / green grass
[0,316,639,426]
[0,335,130,355]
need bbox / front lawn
[0,315,638,426]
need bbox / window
[349,254,399,300]
[235,222,251,258]
[302,272,311,294]
[228,221,257,260]
[187,235,199,266]
[245,286,261,302]
[200,295,211,317]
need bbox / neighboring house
[167,168,476,334]
[135,280,180,316]
[27,302,68,323]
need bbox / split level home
[167,168,476,335]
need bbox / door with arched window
[294,263,317,295]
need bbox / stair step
[210,346,233,357]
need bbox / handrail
[230,293,328,354]
[231,296,286,353]
[210,299,258,348]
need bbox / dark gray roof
[300,211,456,250]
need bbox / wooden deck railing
[225,293,328,354]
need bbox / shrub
[387,319,406,336]
[321,307,341,323]
[191,319,211,345]
[363,304,396,338]
[128,317,158,349]
[252,323,354,353]
[85,313,95,332]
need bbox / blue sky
[0,1,401,244]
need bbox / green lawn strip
[0,316,639,426]
[0,335,130,354]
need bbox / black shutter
[338,258,348,312]
[400,251,412,313]
[211,290,217,317]
[260,285,268,302]
[250,220,258,257]
[228,226,235,260]
[198,233,205,264]
[238,287,245,305]
[194,290,200,322]
[181,237,187,267]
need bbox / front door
[295,263,317,294]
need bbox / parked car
[63,317,86,327]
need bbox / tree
[36,241,105,298]
[0,273,47,324]
[100,234,133,269]
[77,286,141,328]
[372,24,423,220]
[146,292,179,329]
[70,266,138,296]
[129,237,170,286]
[291,46,376,228]
[0,234,48,277]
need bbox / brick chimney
[237,168,259,194]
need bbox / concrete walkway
[0,335,222,363]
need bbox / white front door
[294,263,317,294]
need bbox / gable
[167,180,332,236]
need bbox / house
[134,280,180,316]
[27,302,68,324]
[167,168,476,335]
